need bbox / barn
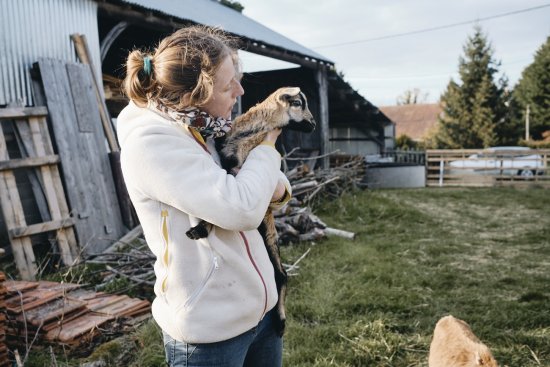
[0,0,393,279]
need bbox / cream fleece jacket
[117,102,289,343]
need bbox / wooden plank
[37,58,126,254]
[0,125,37,280]
[70,34,119,151]
[9,217,76,238]
[0,155,59,171]
[11,117,51,222]
[66,64,125,237]
[28,116,76,265]
[34,116,80,260]
[0,107,48,119]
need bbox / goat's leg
[260,210,288,336]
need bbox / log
[325,227,356,240]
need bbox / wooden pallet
[0,107,79,280]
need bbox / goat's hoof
[186,226,208,239]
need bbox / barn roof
[380,104,442,141]
[101,0,333,67]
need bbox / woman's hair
[123,25,240,110]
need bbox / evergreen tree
[434,26,509,148]
[510,36,550,141]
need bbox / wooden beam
[9,217,76,238]
[0,107,48,119]
[242,41,332,69]
[97,2,191,31]
[316,66,330,169]
[0,155,60,171]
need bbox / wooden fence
[426,149,550,187]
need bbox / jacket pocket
[176,248,219,312]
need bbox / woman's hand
[271,180,286,202]
[263,128,282,145]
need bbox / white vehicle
[448,147,545,177]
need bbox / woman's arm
[121,124,281,231]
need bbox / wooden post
[70,33,119,152]
[316,66,330,169]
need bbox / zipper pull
[214,256,219,269]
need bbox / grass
[280,187,550,367]
[19,187,550,366]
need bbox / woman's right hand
[263,128,282,145]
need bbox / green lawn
[24,187,550,366]
[281,187,550,367]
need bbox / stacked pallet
[3,280,150,350]
[0,272,9,367]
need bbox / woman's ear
[181,92,192,106]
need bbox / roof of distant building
[379,104,442,141]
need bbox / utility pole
[525,104,530,141]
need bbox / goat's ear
[278,87,301,102]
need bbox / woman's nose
[234,81,244,97]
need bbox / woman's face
[202,54,244,119]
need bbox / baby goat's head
[274,87,316,133]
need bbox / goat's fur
[428,315,498,367]
[186,87,315,335]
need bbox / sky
[236,0,550,107]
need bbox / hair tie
[143,56,152,76]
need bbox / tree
[434,26,510,148]
[397,88,429,105]
[510,36,550,142]
[218,0,244,12]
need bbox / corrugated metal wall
[330,127,380,156]
[0,0,101,106]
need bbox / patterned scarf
[150,101,232,139]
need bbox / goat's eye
[291,100,302,107]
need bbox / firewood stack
[275,154,364,244]
[0,272,9,367]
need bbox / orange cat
[428,315,498,367]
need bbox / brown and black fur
[186,87,315,335]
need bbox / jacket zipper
[181,252,219,310]
[239,231,268,320]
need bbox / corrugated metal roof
[116,0,332,64]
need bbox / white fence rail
[426,149,550,187]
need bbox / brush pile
[275,153,364,244]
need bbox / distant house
[380,104,442,143]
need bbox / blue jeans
[163,308,283,367]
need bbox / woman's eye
[291,100,302,107]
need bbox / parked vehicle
[448,147,545,177]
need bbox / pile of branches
[274,152,364,245]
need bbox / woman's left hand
[271,181,286,202]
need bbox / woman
[117,25,290,367]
